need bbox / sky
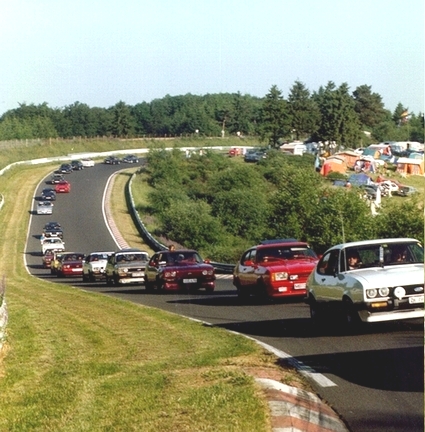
[1,0,423,116]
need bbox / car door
[237,249,256,288]
[312,249,342,301]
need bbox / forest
[0,81,423,147]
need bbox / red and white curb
[256,379,348,432]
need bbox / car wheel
[309,296,322,324]
[342,298,361,331]
[106,275,113,286]
[145,278,154,291]
[113,274,120,285]
[89,272,96,282]
[82,272,88,282]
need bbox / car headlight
[366,289,378,298]
[378,287,390,297]
[272,272,288,281]
[164,271,177,278]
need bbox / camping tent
[320,156,347,176]
[334,151,359,169]
[347,173,373,186]
[395,157,424,176]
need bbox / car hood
[262,258,318,272]
[162,262,213,271]
[116,260,148,267]
[346,264,424,287]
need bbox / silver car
[306,238,424,327]
[36,201,54,215]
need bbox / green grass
[0,161,309,431]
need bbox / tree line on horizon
[0,81,423,146]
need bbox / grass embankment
[0,163,307,431]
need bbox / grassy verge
[0,163,308,432]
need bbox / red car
[42,250,55,268]
[144,250,215,293]
[233,239,319,300]
[56,252,85,277]
[55,180,71,193]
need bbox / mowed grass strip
[0,164,299,432]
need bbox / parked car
[233,239,319,300]
[41,188,56,201]
[104,156,121,165]
[55,180,71,193]
[122,154,139,163]
[306,238,424,327]
[43,221,63,238]
[82,251,114,282]
[105,248,150,285]
[56,163,73,174]
[396,185,419,197]
[244,149,267,163]
[49,173,65,184]
[144,250,215,293]
[71,160,84,171]
[81,158,95,167]
[56,252,85,277]
[41,237,65,254]
[36,201,54,215]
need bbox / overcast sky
[1,0,423,116]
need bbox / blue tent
[347,173,373,186]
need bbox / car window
[317,250,340,275]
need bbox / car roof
[327,238,421,250]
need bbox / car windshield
[257,246,317,262]
[167,252,203,264]
[343,241,424,271]
[116,253,149,262]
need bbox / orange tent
[320,156,347,176]
[395,157,424,175]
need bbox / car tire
[145,278,154,292]
[342,298,362,332]
[82,272,88,282]
[106,275,113,286]
[309,296,323,325]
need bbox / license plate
[294,283,306,290]
[132,272,144,277]
[409,295,424,304]
[183,278,197,284]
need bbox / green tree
[259,85,290,147]
[313,82,362,149]
[352,84,387,129]
[110,101,135,137]
[287,81,320,140]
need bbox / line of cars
[104,154,140,165]
[232,237,424,328]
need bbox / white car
[41,237,65,254]
[306,238,424,327]
[81,158,95,167]
[82,251,114,282]
[36,201,54,215]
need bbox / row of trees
[1,81,423,146]
[137,148,424,262]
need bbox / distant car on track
[104,156,121,165]
[41,237,65,254]
[122,154,139,163]
[41,188,56,201]
[43,221,63,238]
[36,201,54,215]
[82,251,114,282]
[56,163,73,174]
[56,252,85,277]
[55,180,71,193]
[71,160,84,171]
[81,158,95,167]
[105,249,149,286]
[49,174,65,184]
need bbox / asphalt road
[26,162,424,432]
